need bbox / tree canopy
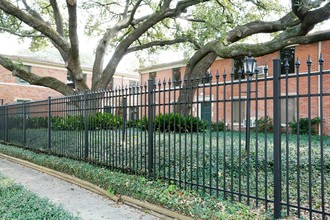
[0,0,329,97]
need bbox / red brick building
[0,55,139,105]
[139,40,330,134]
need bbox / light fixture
[243,52,257,76]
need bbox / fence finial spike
[216,70,220,78]
[230,67,235,77]
[295,58,300,67]
[319,53,324,63]
[264,64,268,74]
[307,55,312,65]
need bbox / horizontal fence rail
[0,56,329,219]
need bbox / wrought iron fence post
[23,102,27,146]
[148,79,154,178]
[84,91,89,159]
[122,97,127,144]
[5,105,8,142]
[48,96,51,150]
[273,59,282,219]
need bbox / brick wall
[139,40,330,134]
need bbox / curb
[0,153,192,220]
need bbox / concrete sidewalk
[0,157,159,220]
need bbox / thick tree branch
[214,31,330,59]
[50,0,64,37]
[126,38,191,54]
[0,0,70,53]
[298,1,330,35]
[227,12,299,43]
[0,55,74,96]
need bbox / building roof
[1,54,139,80]
[138,60,188,74]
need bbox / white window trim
[280,93,297,126]
[231,96,247,125]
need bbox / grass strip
[0,173,80,220]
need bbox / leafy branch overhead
[0,0,329,97]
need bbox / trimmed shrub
[154,113,208,133]
[211,121,226,131]
[256,116,273,133]
[289,117,321,135]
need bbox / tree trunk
[176,52,217,115]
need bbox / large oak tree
[0,0,209,95]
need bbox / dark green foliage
[52,115,84,130]
[7,117,23,129]
[128,113,208,133]
[51,113,122,131]
[256,116,273,132]
[211,121,226,131]
[0,174,79,219]
[288,117,321,135]
[8,116,48,129]
[27,116,48,129]
[88,112,122,130]
[154,113,208,132]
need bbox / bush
[27,117,48,129]
[289,117,321,135]
[154,113,208,133]
[52,115,84,130]
[211,121,226,131]
[51,113,123,131]
[256,116,273,132]
[88,112,122,130]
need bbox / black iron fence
[0,58,329,219]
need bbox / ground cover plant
[0,144,269,219]
[1,114,329,219]
[0,173,80,220]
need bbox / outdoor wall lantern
[243,52,257,76]
[243,52,257,152]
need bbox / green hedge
[289,117,321,135]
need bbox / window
[129,106,139,120]
[280,47,295,74]
[149,72,156,80]
[16,65,31,84]
[281,97,296,124]
[172,68,181,87]
[233,57,245,80]
[129,80,138,93]
[232,100,246,123]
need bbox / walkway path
[0,157,159,220]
